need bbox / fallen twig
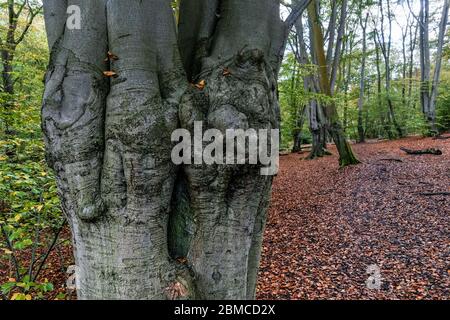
[400,147,442,155]
[432,134,450,140]
[418,192,450,196]
[379,158,403,162]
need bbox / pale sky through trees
[281,0,444,46]
[28,0,445,52]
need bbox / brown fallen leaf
[165,281,188,300]
[104,51,119,62]
[195,79,206,90]
[103,71,118,78]
[176,257,187,265]
[223,68,231,76]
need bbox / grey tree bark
[357,12,369,143]
[291,15,327,157]
[329,0,348,95]
[409,0,449,133]
[42,0,309,300]
[307,0,359,166]
[373,30,393,140]
[399,13,411,109]
[375,0,404,138]
[408,19,419,110]
[418,0,432,128]
[342,30,355,133]
[429,0,450,131]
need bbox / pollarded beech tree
[41,0,311,300]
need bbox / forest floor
[1,136,448,300]
[256,135,449,300]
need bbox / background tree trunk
[294,15,328,158]
[376,0,404,138]
[357,12,369,143]
[419,0,432,127]
[408,22,419,110]
[1,0,42,135]
[409,0,449,134]
[429,0,450,132]
[307,0,359,166]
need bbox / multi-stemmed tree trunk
[307,0,359,166]
[292,15,328,157]
[41,0,310,300]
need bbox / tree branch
[32,218,67,282]
[14,4,42,45]
[285,0,313,31]
[0,224,21,280]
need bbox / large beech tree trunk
[42,0,308,300]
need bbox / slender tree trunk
[342,60,348,132]
[419,0,431,125]
[330,0,348,94]
[326,0,338,67]
[357,13,369,143]
[401,19,409,109]
[2,0,41,137]
[429,0,450,133]
[1,48,15,134]
[343,32,354,133]
[408,22,419,109]
[292,106,307,153]
[374,32,392,140]
[376,0,404,138]
[290,59,303,153]
[1,50,15,95]
[42,0,307,300]
[2,0,17,95]
[1,0,42,95]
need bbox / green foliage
[436,71,450,132]
[278,32,446,150]
[278,53,331,150]
[0,17,66,300]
